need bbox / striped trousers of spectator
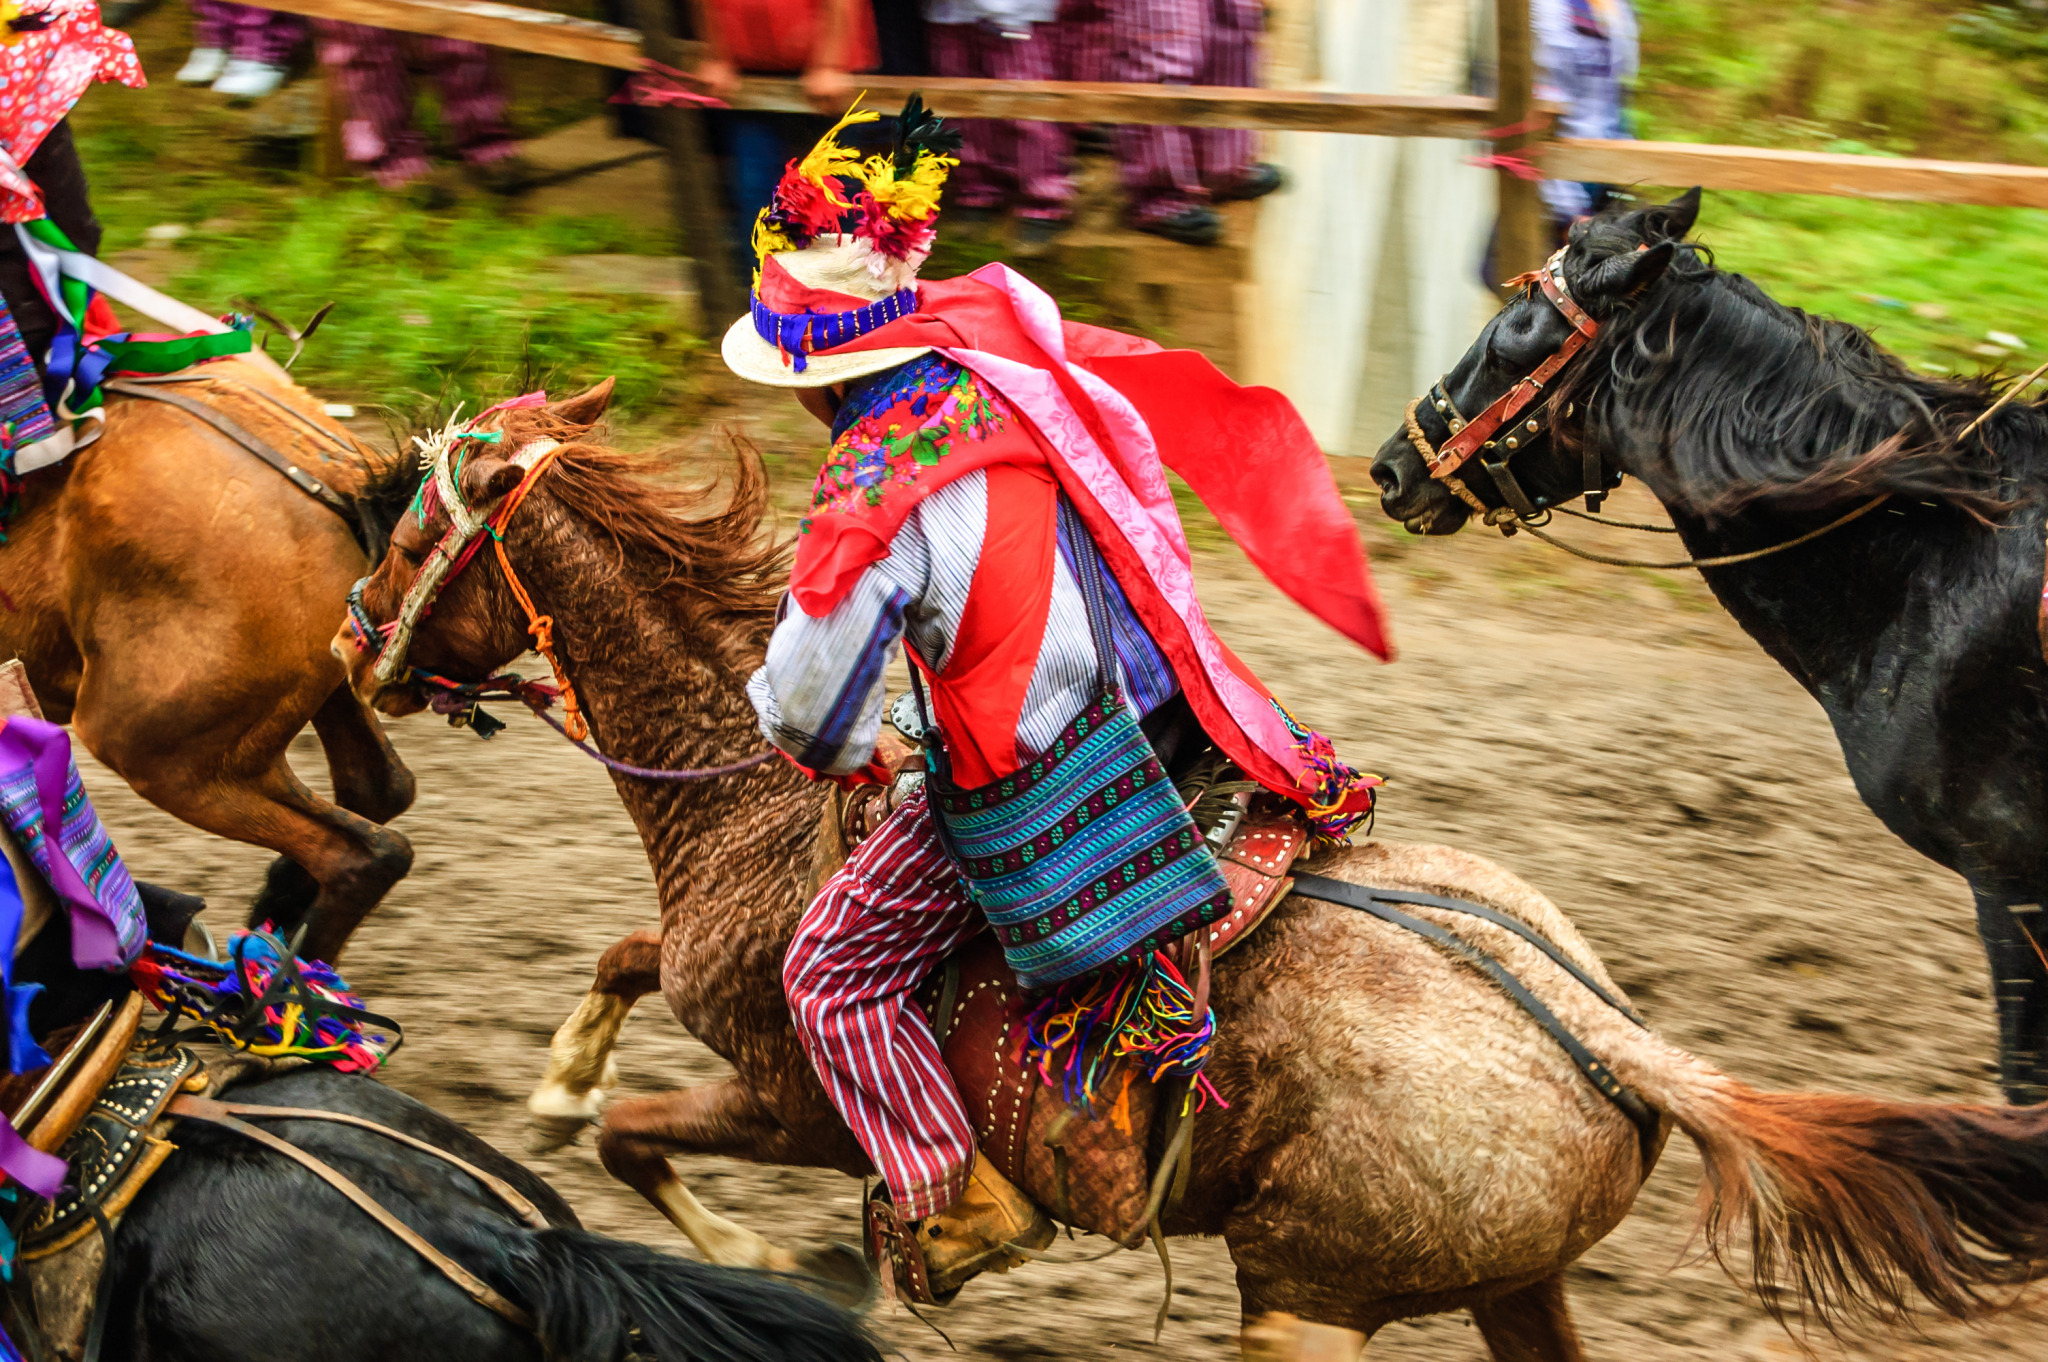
[927,22,1075,221]
[782,787,983,1219]
[314,21,519,189]
[189,1,307,67]
[1105,0,1261,225]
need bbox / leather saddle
[838,778,1311,1298]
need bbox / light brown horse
[342,386,2048,1359]
[3,353,417,959]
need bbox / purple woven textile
[0,717,146,971]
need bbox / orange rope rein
[488,445,589,741]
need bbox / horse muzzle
[331,624,425,718]
[1370,433,1470,536]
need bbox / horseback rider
[0,1,145,478]
[728,97,1391,1297]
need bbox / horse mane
[1555,243,2036,524]
[495,405,789,618]
[355,444,430,564]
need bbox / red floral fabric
[0,1,144,222]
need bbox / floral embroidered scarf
[797,351,1050,590]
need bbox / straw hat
[720,96,960,391]
[720,238,932,388]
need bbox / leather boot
[916,1153,1055,1298]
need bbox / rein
[353,414,586,736]
[413,668,780,783]
[1403,247,1892,570]
[345,410,776,783]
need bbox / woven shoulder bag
[912,500,1230,989]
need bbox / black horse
[8,905,881,1362]
[1369,188,2048,1104]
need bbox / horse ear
[547,377,616,426]
[1587,239,1677,300]
[458,455,525,507]
[1637,187,1701,244]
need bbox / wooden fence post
[625,0,747,331]
[1493,0,1548,284]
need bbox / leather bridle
[1403,246,1614,523]
[344,416,589,740]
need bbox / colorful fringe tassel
[1023,950,1226,1116]
[130,927,401,1072]
[1271,699,1380,846]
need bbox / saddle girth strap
[1287,874,1660,1163]
[103,379,365,544]
[166,1094,537,1330]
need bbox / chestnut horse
[2,354,418,959]
[343,387,2048,1358]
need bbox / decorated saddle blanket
[911,798,1307,1242]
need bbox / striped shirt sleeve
[747,497,940,777]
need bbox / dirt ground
[70,428,2048,1358]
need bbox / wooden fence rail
[255,0,1508,137]
[261,0,2048,214]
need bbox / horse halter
[345,416,588,739]
[1403,247,1611,523]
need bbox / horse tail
[1639,1051,2048,1329]
[499,1228,882,1362]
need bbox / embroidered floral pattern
[802,356,1010,530]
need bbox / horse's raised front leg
[75,689,413,962]
[597,1079,873,1304]
[311,683,417,825]
[248,685,420,937]
[527,928,662,1150]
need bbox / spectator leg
[925,25,1005,212]
[420,37,521,168]
[315,21,431,189]
[723,112,793,262]
[1196,7,1257,191]
[225,5,309,67]
[188,0,231,52]
[989,25,1073,222]
[1107,0,1209,227]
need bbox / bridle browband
[1403,246,1612,525]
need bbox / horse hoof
[789,1241,878,1315]
[526,1110,595,1154]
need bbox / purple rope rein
[417,670,779,782]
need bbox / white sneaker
[210,60,287,100]
[175,48,227,84]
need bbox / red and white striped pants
[783,787,984,1218]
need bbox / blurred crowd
[162,0,1639,256]
[668,0,1282,249]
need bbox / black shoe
[1214,163,1284,203]
[1136,205,1223,247]
[1014,216,1068,256]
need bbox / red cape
[774,262,1391,663]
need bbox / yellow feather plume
[861,147,958,222]
[795,100,882,209]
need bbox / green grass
[1626,2,2048,378]
[66,6,694,420]
[114,192,697,419]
